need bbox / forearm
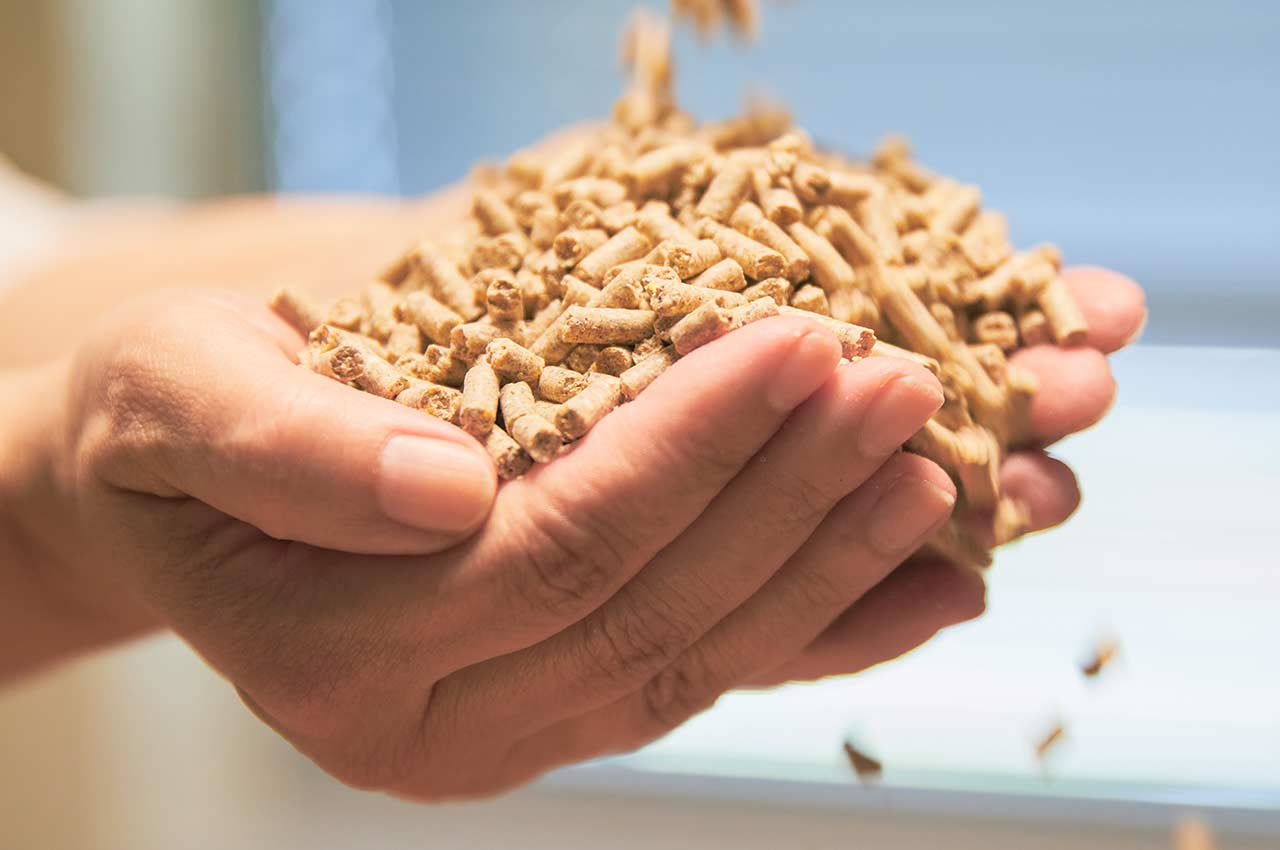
[0,361,158,685]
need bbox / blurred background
[1,2,1277,848]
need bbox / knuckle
[509,500,635,620]
[76,340,203,493]
[580,594,703,686]
[788,561,850,612]
[768,467,841,530]
[662,425,746,487]
[639,652,724,733]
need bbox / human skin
[0,182,1145,799]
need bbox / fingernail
[764,330,841,412]
[377,436,496,533]
[858,375,944,457]
[867,475,955,556]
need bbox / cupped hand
[42,290,954,798]
[748,265,1148,687]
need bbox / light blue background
[381,1,1278,345]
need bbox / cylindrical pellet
[972,311,1019,351]
[269,287,325,336]
[702,219,785,279]
[575,226,654,284]
[591,346,634,376]
[555,375,624,440]
[385,322,424,360]
[482,426,532,480]
[499,381,562,463]
[695,159,752,222]
[539,365,590,402]
[485,272,525,324]
[790,284,831,316]
[414,241,482,320]
[670,301,731,355]
[395,378,462,422]
[730,201,810,283]
[726,297,780,329]
[451,322,501,361]
[690,257,746,291]
[777,305,876,359]
[741,277,791,306]
[646,276,747,317]
[459,360,500,436]
[486,337,545,383]
[473,188,519,235]
[314,344,409,399]
[400,291,463,345]
[559,307,657,345]
[620,345,680,399]
[1037,278,1089,346]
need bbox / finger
[84,291,496,554]
[431,316,844,664]
[503,453,955,775]
[1011,344,1116,446]
[745,557,987,687]
[962,451,1081,548]
[1060,266,1147,354]
[444,356,943,737]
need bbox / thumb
[82,292,496,555]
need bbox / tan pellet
[972,311,1019,351]
[777,305,875,359]
[870,340,941,375]
[395,377,462,423]
[591,345,634,376]
[646,274,748,317]
[473,188,520,235]
[556,374,624,440]
[420,344,468,387]
[451,322,502,361]
[269,287,326,336]
[701,219,785,279]
[314,343,409,400]
[1037,278,1089,346]
[1018,309,1052,347]
[790,284,832,316]
[729,201,811,284]
[459,359,500,437]
[690,257,747,291]
[385,322,424,360]
[484,272,525,324]
[620,344,680,399]
[486,337,545,383]
[564,344,603,373]
[726,296,780,329]
[695,158,752,222]
[499,381,562,463]
[400,290,464,345]
[670,300,731,354]
[482,425,533,481]
[414,241,483,320]
[539,365,590,402]
[554,227,610,268]
[575,226,654,284]
[741,276,791,306]
[326,296,366,331]
[560,307,657,345]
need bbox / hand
[5,290,957,798]
[747,265,1148,686]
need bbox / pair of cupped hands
[0,155,1145,802]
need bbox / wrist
[0,360,159,681]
